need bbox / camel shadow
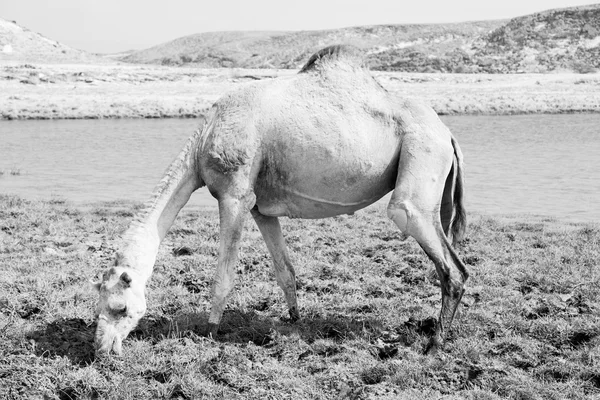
[130,309,383,347]
[26,310,437,366]
[28,318,96,366]
[130,308,437,349]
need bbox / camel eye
[110,305,127,316]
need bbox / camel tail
[441,136,467,246]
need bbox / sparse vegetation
[572,61,597,74]
[0,195,598,399]
[1,63,600,120]
[0,168,23,176]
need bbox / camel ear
[120,272,132,287]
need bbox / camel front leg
[206,197,247,338]
[250,208,299,322]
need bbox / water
[1,115,599,222]
[443,114,600,222]
[0,119,215,208]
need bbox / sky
[1,0,597,54]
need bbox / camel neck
[119,131,202,279]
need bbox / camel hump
[299,44,366,73]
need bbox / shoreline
[3,108,600,122]
[2,63,600,120]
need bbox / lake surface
[1,115,599,222]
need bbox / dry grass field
[0,195,598,399]
[1,63,600,120]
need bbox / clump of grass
[0,168,23,176]
[0,195,599,399]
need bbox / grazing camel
[92,45,468,355]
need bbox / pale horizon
[1,0,598,54]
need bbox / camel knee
[438,265,465,295]
[387,201,412,232]
[243,191,257,211]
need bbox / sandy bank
[1,63,600,120]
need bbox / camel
[92,45,468,356]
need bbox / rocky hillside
[122,22,503,71]
[0,18,106,64]
[123,4,600,73]
[460,4,600,73]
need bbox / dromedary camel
[92,45,468,355]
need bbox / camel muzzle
[95,316,123,355]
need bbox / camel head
[92,265,147,355]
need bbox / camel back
[299,44,367,73]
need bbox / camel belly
[255,180,394,219]
[254,132,400,219]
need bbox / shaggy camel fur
[93,45,468,355]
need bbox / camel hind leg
[387,132,468,353]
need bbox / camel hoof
[424,336,443,356]
[205,323,219,339]
[288,307,300,323]
[424,341,438,356]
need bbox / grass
[0,168,22,176]
[0,194,599,399]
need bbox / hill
[0,18,107,64]
[122,21,503,70]
[122,4,600,73]
[465,4,600,73]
